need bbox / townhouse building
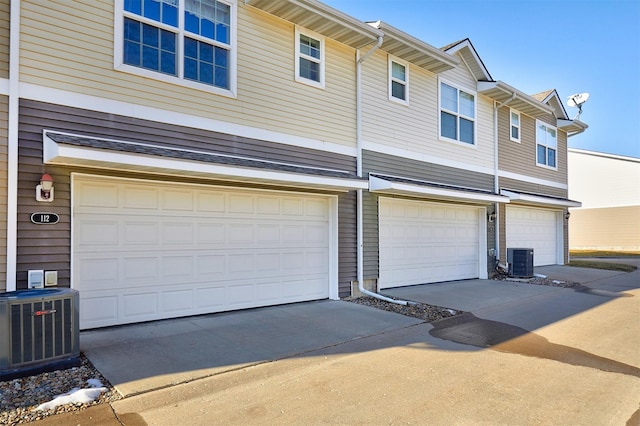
[0,0,586,329]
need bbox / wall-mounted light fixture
[36,173,54,202]
[565,212,571,220]
[488,212,496,223]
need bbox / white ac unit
[507,248,534,278]
[0,288,80,380]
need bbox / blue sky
[323,0,640,158]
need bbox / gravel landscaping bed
[0,355,121,425]
[347,296,463,322]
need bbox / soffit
[369,21,458,73]
[478,81,554,118]
[245,0,382,48]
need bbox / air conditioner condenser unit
[0,288,80,380]
[507,248,534,278]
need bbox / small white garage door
[73,175,332,329]
[506,206,560,266]
[379,198,484,289]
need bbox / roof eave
[245,0,383,48]
[478,81,554,117]
[369,21,459,73]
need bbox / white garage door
[73,175,332,329]
[506,206,560,266]
[379,198,483,289]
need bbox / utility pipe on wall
[355,38,409,305]
[492,93,516,263]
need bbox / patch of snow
[534,273,547,279]
[34,379,107,411]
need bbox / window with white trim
[295,28,324,88]
[510,109,520,142]
[389,57,408,104]
[117,0,236,95]
[536,120,557,168]
[439,80,476,145]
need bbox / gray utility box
[507,248,534,278]
[0,288,80,380]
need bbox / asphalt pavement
[31,260,640,425]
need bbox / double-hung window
[510,109,520,142]
[118,0,236,95]
[389,57,408,104]
[536,120,557,168]
[439,80,476,145]
[295,27,324,88]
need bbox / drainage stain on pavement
[430,313,640,379]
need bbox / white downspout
[6,0,21,291]
[356,37,409,305]
[493,93,516,264]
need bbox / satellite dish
[567,92,590,119]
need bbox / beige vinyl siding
[498,108,568,185]
[0,96,7,289]
[360,49,494,169]
[18,1,357,147]
[0,0,8,79]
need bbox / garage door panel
[73,176,332,329]
[506,206,559,266]
[379,198,482,289]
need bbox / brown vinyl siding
[0,0,9,79]
[337,190,357,297]
[498,108,568,186]
[16,100,358,290]
[499,177,567,199]
[0,96,7,289]
[362,149,495,279]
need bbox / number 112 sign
[30,212,60,225]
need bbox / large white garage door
[506,206,560,266]
[379,198,484,289]
[73,175,331,329]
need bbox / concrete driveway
[81,300,423,397]
[61,261,639,425]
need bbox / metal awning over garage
[370,175,510,204]
[44,131,367,192]
[500,189,581,208]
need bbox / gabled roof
[367,21,459,73]
[441,38,492,81]
[532,89,569,119]
[245,0,383,48]
[477,81,554,118]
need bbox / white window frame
[438,78,477,146]
[294,27,325,89]
[388,56,409,105]
[535,120,558,170]
[113,0,238,98]
[509,108,521,143]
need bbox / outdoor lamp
[564,212,571,220]
[36,173,54,202]
[488,212,496,223]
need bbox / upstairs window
[118,0,236,95]
[439,81,476,145]
[389,57,408,104]
[510,109,520,142]
[536,120,557,168]
[295,28,324,88]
